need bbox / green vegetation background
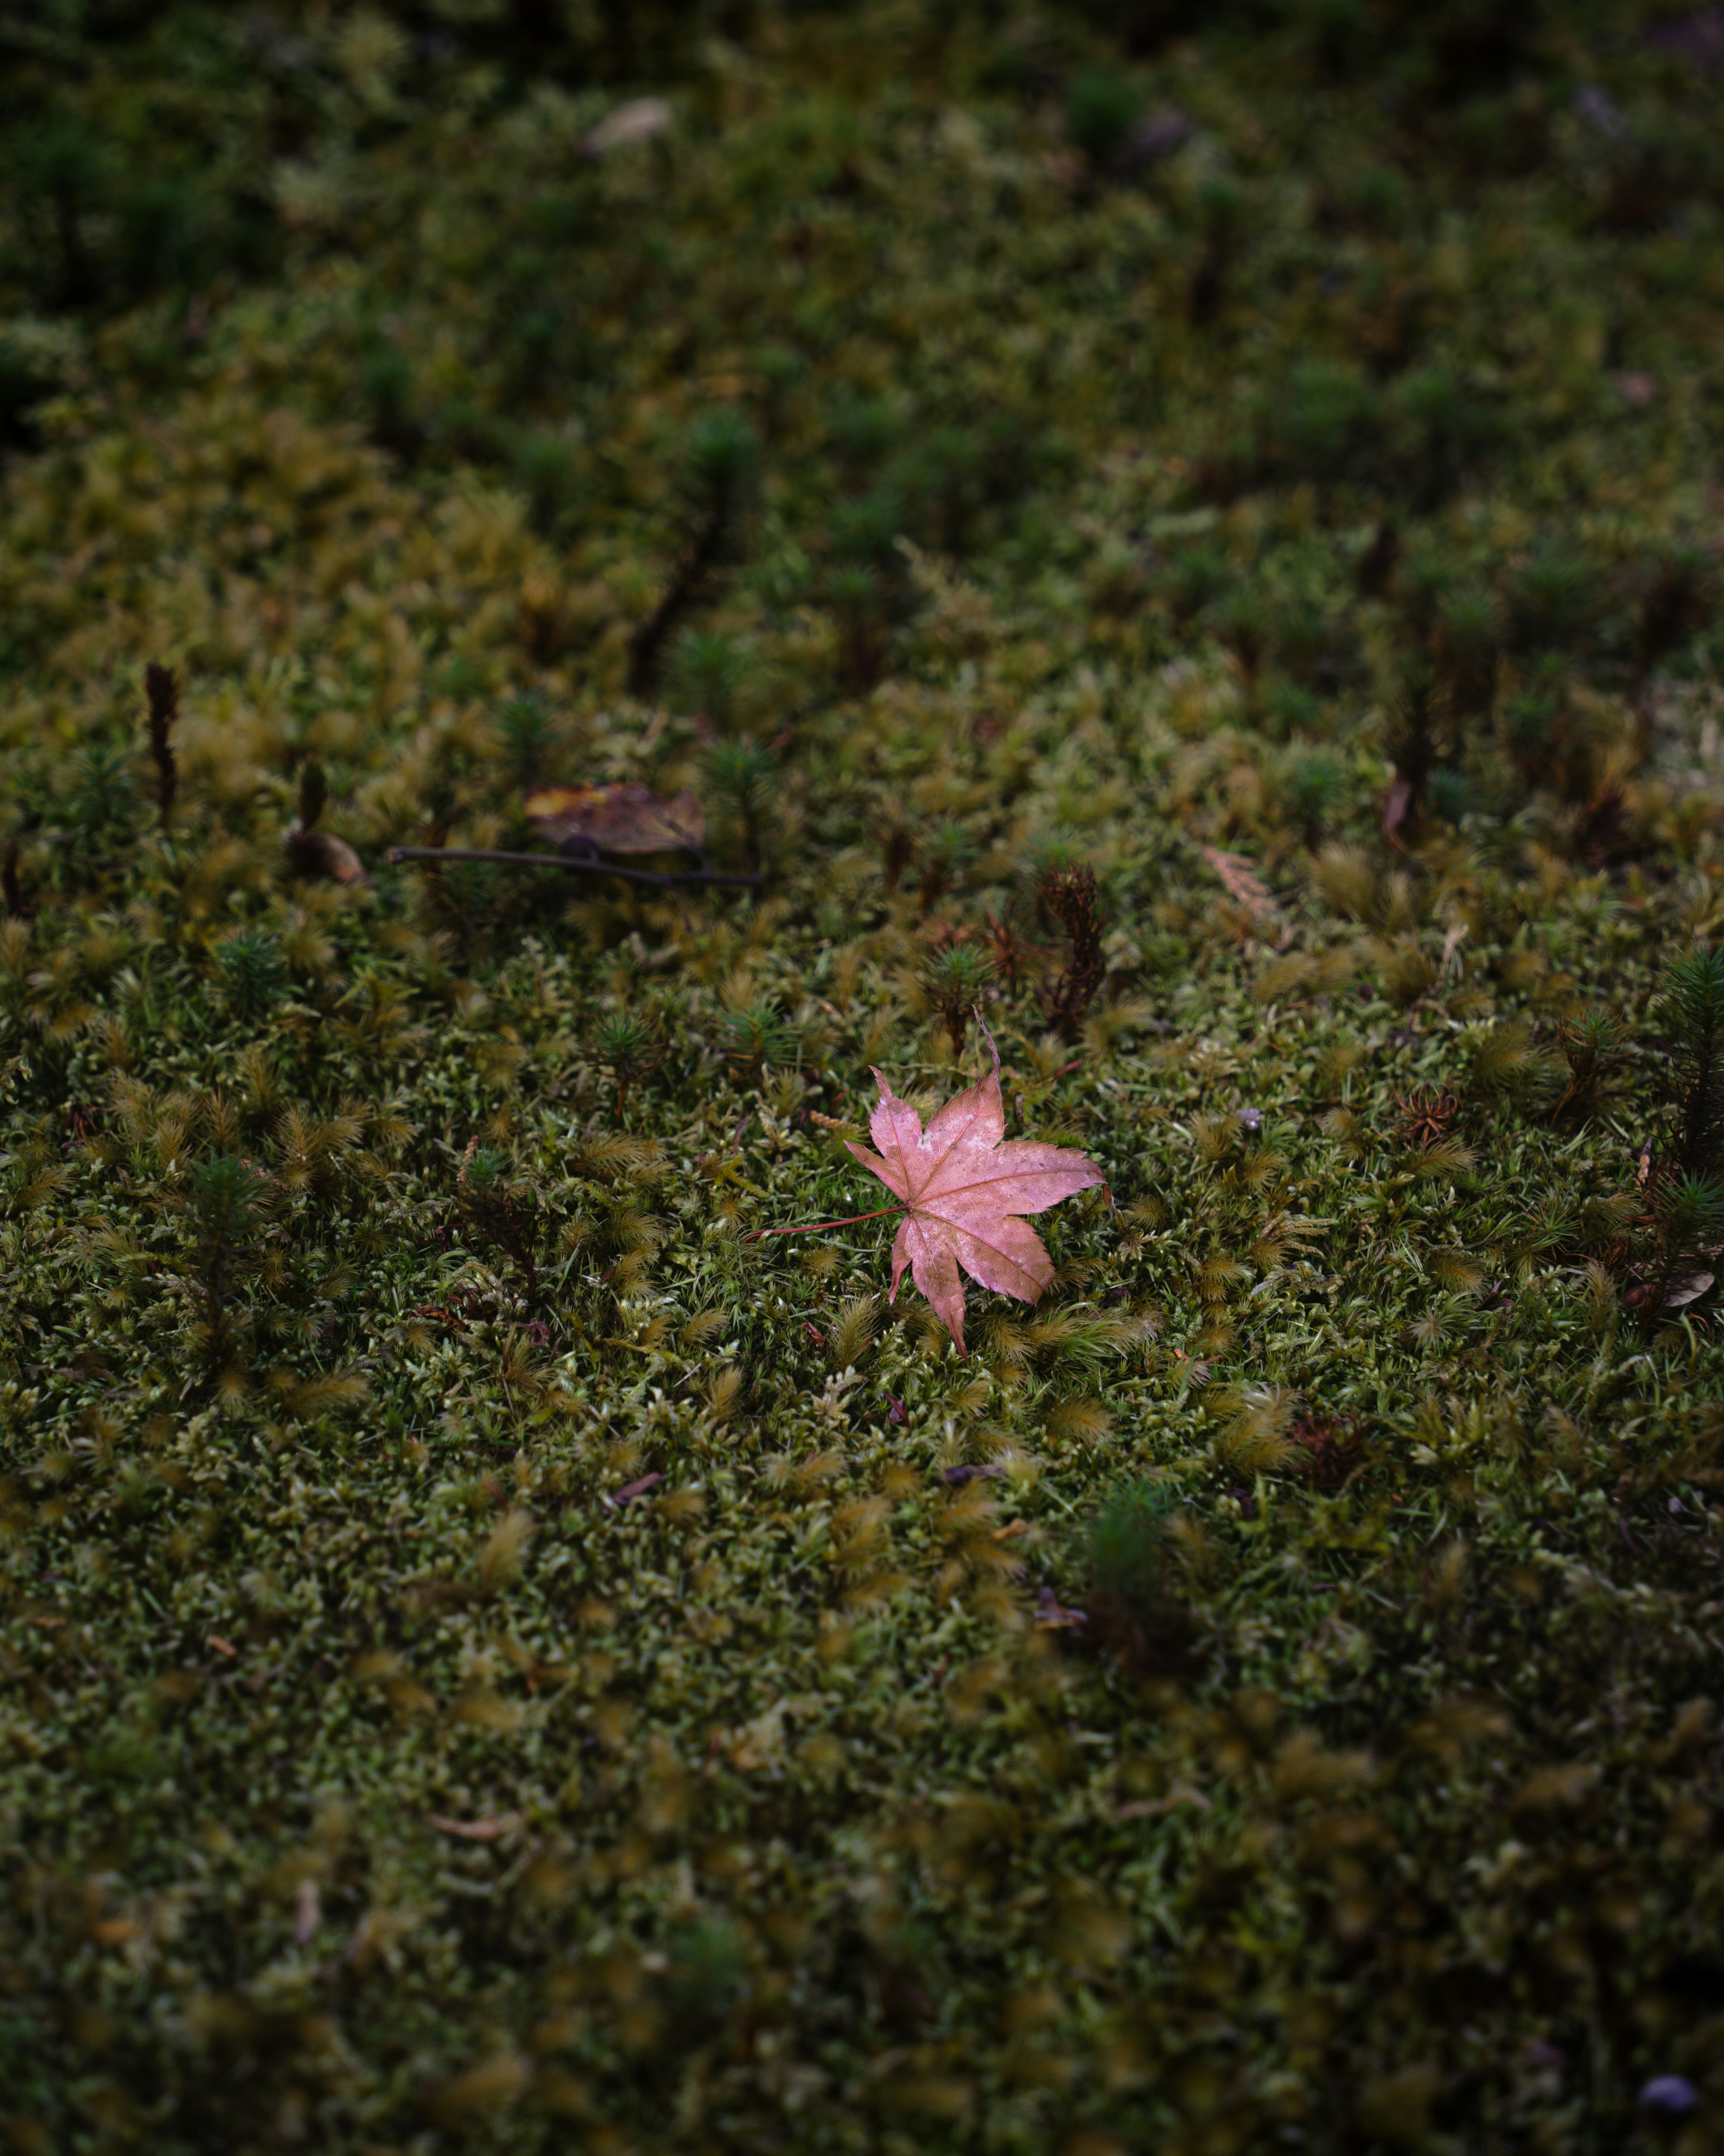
[3,1,1724,2150]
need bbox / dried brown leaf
[524,783,704,856]
[1201,846,1281,926]
[429,1811,524,1841]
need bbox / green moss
[1,4,1724,2151]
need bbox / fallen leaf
[1623,1270,1714,1311]
[524,783,704,857]
[1113,1785,1213,1820]
[285,826,368,883]
[429,1811,523,1841]
[583,96,673,156]
[847,1033,1103,1354]
[1034,1585,1088,1629]
[1201,847,1282,926]
[608,1473,664,1506]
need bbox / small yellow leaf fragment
[429,1811,524,1842]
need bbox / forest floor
[3,4,1724,2152]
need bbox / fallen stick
[386,845,761,889]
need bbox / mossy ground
[4,5,1724,2152]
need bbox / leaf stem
[746,1204,906,1241]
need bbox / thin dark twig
[144,663,179,829]
[628,505,728,697]
[386,846,761,888]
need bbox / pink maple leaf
[846,1037,1104,1354]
